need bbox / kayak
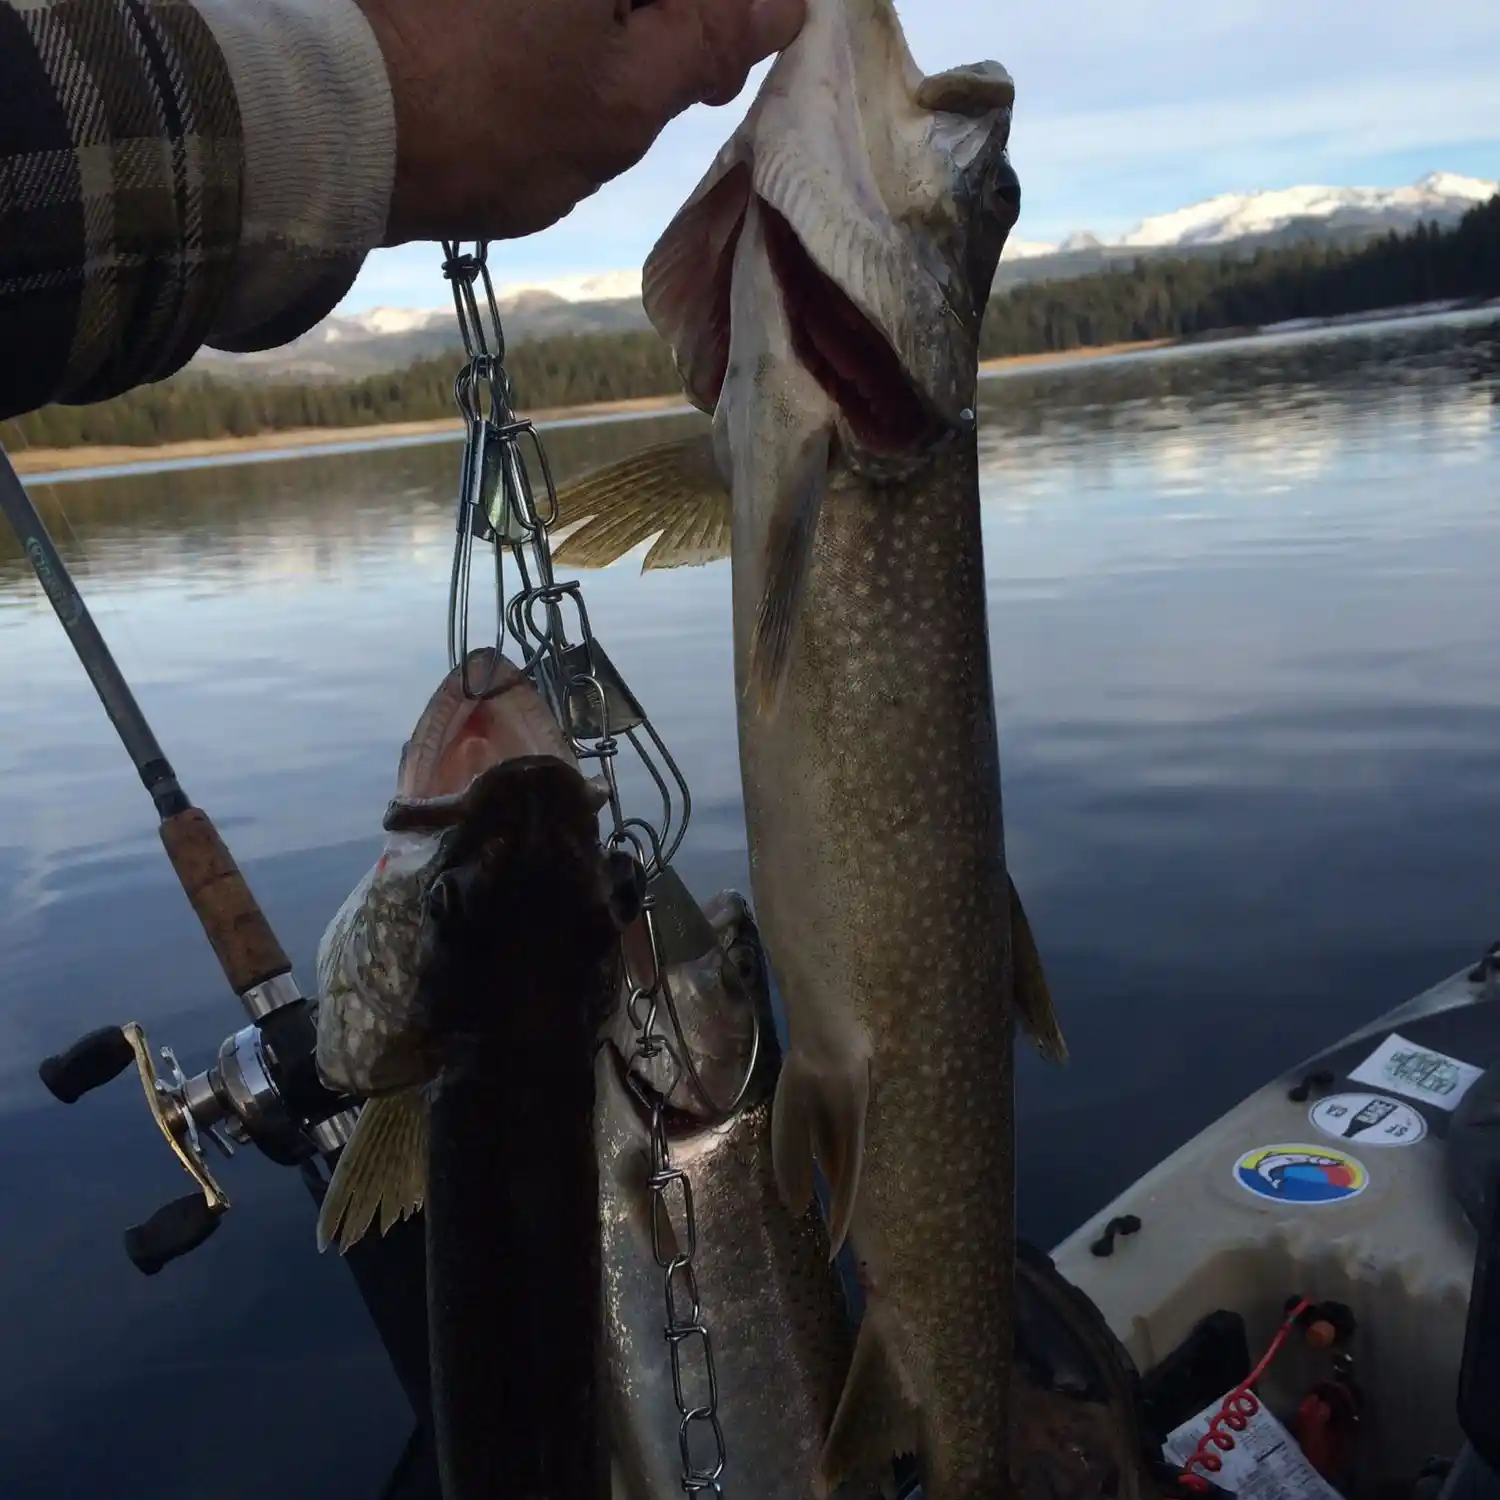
[1052,948,1500,1500]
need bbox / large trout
[551,3,1062,1497]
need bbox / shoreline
[9,341,1170,478]
[12,299,1497,479]
[8,392,693,477]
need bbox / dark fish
[402,752,638,1500]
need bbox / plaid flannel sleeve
[0,0,244,422]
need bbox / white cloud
[340,0,1500,311]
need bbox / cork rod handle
[158,808,291,995]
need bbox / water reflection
[1,309,1498,1496]
[1,407,709,589]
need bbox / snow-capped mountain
[1000,237,1059,261]
[1110,171,1496,250]
[321,306,449,341]
[995,171,1497,260]
[191,285,653,380]
[191,172,1496,381]
[985,170,1499,291]
[497,269,643,303]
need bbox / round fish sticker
[1233,1144,1369,1205]
[1309,1092,1427,1148]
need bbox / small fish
[550,3,1059,1496]
[311,651,750,1254]
[312,651,633,1498]
[600,892,876,1500]
[603,916,1150,1500]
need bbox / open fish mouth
[671,169,949,457]
[639,1,1024,461]
[604,1039,717,1141]
[757,202,947,454]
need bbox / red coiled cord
[1178,1298,1313,1493]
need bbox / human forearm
[0,0,393,421]
[194,0,394,353]
[0,0,805,427]
[0,0,244,422]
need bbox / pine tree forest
[5,195,1497,454]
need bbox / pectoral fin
[551,434,730,572]
[818,1311,922,1496]
[745,424,829,714]
[315,1090,429,1254]
[1009,877,1068,1065]
[770,1047,868,1258]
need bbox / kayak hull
[1052,960,1500,1490]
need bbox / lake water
[3,308,1500,1496]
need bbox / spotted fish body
[599,900,873,1500]
[549,4,1056,1496]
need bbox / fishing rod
[1,444,358,1275]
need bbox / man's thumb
[748,0,804,58]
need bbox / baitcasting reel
[38,985,358,1277]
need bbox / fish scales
[548,0,1058,1486]
[600,1002,864,1500]
[744,435,1016,1495]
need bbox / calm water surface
[3,310,1499,1495]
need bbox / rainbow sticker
[1233,1144,1369,1205]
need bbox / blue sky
[341,0,1500,313]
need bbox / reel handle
[124,1193,225,1276]
[38,1026,134,1104]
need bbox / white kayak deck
[1053,960,1500,1491]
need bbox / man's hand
[358,0,806,244]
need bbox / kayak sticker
[1233,1145,1369,1205]
[1310,1092,1426,1147]
[1347,1031,1485,1113]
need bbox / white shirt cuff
[195,0,396,351]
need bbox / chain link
[438,241,727,1496]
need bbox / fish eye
[992,158,1021,212]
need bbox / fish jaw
[605,890,765,1124]
[645,0,1020,442]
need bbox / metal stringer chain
[439,241,730,1497]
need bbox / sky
[340,0,1500,314]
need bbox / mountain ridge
[189,171,1497,382]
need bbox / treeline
[5,195,1498,452]
[1,330,681,452]
[977,192,1500,359]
